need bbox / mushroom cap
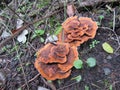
[36,43,53,63]
[37,43,69,64]
[49,42,70,63]
[58,16,98,46]
[34,60,71,80]
[58,46,78,72]
[34,42,78,80]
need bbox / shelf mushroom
[34,42,78,80]
[58,16,98,46]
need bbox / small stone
[103,59,107,63]
[106,55,112,60]
[103,68,111,75]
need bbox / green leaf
[35,29,45,35]
[25,62,30,66]
[99,15,104,20]
[31,34,37,39]
[73,59,83,69]
[40,37,44,42]
[47,80,52,83]
[85,85,89,90]
[57,80,62,85]
[17,87,22,90]
[71,75,82,82]
[54,26,62,35]
[34,21,44,28]
[17,67,22,72]
[102,42,114,54]
[109,85,112,90]
[86,57,96,67]
[97,21,101,26]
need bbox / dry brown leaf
[67,4,75,17]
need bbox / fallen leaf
[1,30,11,38]
[67,4,75,17]
[38,86,50,90]
[102,42,114,53]
[85,85,89,90]
[45,35,58,44]
[16,19,23,29]
[22,29,28,35]
[17,30,28,43]
[17,35,26,43]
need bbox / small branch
[99,27,120,54]
[5,3,28,24]
[21,73,40,88]
[13,39,30,90]
[57,81,79,90]
[41,77,56,90]
[21,73,56,90]
[113,9,115,31]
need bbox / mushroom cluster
[34,42,78,80]
[34,16,98,80]
[58,16,98,46]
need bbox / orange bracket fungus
[34,42,78,80]
[58,16,98,46]
[35,16,98,80]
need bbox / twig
[113,9,116,31]
[41,77,56,90]
[61,1,67,42]
[27,42,37,52]
[4,2,38,33]
[99,27,120,53]
[99,27,120,45]
[21,73,40,88]
[0,9,63,49]
[4,3,28,24]
[111,9,120,54]
[57,81,79,90]
[13,39,30,90]
[91,83,101,89]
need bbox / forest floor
[0,0,120,90]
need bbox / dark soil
[0,1,120,90]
